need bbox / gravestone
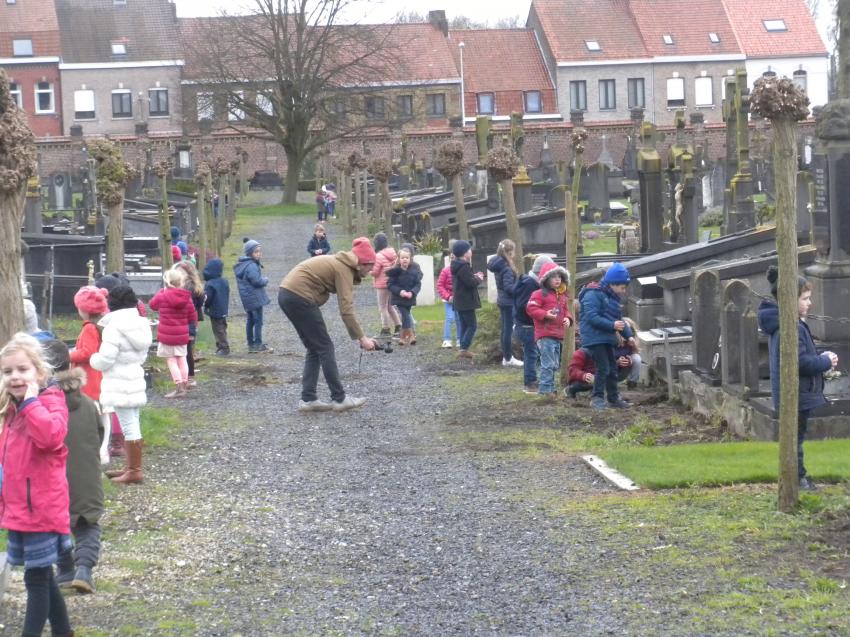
[623,107,644,180]
[413,254,435,305]
[701,174,713,209]
[740,308,760,396]
[796,170,813,241]
[720,279,751,387]
[691,269,721,383]
[637,123,664,253]
[586,162,610,220]
[723,70,755,233]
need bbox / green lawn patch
[140,407,182,448]
[600,439,850,489]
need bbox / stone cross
[723,70,755,232]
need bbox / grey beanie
[244,239,261,256]
[401,242,416,256]
[23,299,39,334]
[373,232,388,251]
[531,254,554,276]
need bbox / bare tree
[185,0,404,204]
[0,68,37,343]
[88,138,135,275]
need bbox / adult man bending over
[279,237,378,412]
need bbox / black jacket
[386,262,423,307]
[513,273,540,327]
[451,259,481,312]
[487,255,517,308]
[307,235,332,257]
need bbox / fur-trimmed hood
[55,367,87,410]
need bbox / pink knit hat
[351,236,377,265]
[74,285,109,316]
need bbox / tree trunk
[159,175,173,270]
[282,151,301,205]
[382,181,393,236]
[561,194,579,384]
[452,174,469,241]
[105,196,125,274]
[0,186,26,343]
[197,184,208,272]
[500,179,524,268]
[572,158,585,255]
[773,118,801,513]
[218,174,228,253]
[839,0,850,99]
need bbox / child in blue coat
[203,258,231,356]
[234,239,272,353]
[307,224,332,257]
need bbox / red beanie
[172,245,182,261]
[74,285,109,316]
[351,236,376,265]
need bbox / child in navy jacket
[307,224,332,257]
[203,258,231,356]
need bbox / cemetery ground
[1,199,849,636]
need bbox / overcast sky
[172,0,834,48]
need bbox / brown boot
[164,382,188,399]
[109,428,125,457]
[104,439,129,478]
[112,440,143,484]
[409,329,417,345]
[397,328,410,346]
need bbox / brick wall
[4,62,62,136]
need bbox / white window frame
[570,80,587,111]
[256,92,274,116]
[793,70,808,93]
[662,34,674,45]
[585,40,601,52]
[426,93,446,116]
[709,32,720,43]
[9,82,22,109]
[228,91,245,121]
[12,38,33,56]
[111,89,132,118]
[74,89,96,120]
[524,90,542,114]
[599,79,616,110]
[148,87,169,116]
[627,78,645,109]
[34,81,54,113]
[666,77,685,108]
[197,91,214,120]
[477,92,495,115]
[694,76,713,107]
[763,19,787,32]
[111,42,127,56]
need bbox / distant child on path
[386,246,423,345]
[371,232,401,338]
[43,340,104,595]
[149,269,197,398]
[234,239,272,353]
[0,332,74,637]
[170,226,188,258]
[757,266,838,491]
[315,190,327,221]
[308,224,332,257]
[436,257,456,348]
[513,255,554,394]
[450,240,484,359]
[526,263,573,397]
[203,258,231,356]
[578,263,634,410]
[172,260,204,387]
[488,239,522,367]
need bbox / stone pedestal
[637,149,663,253]
[413,255,435,305]
[24,178,42,233]
[513,166,533,214]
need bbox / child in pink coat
[437,257,457,348]
[370,232,401,338]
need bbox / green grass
[140,407,182,448]
[600,439,850,489]
[235,202,314,218]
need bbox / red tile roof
[721,0,827,58]
[629,0,741,57]
[448,29,554,93]
[529,0,648,62]
[0,0,60,35]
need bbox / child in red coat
[525,262,573,397]
[436,258,456,348]
[149,269,198,398]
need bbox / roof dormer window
[763,19,788,32]
[113,0,127,5]
[111,42,127,56]
[12,38,33,56]
[585,40,601,52]
[709,32,720,43]
[662,34,674,45]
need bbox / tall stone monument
[722,70,755,233]
[637,122,664,253]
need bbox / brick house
[55,0,184,136]
[528,0,825,125]
[448,28,560,123]
[0,0,63,137]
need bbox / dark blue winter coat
[203,258,230,319]
[513,273,540,327]
[386,262,423,308]
[233,256,270,312]
[307,235,332,257]
[487,255,517,308]
[757,299,831,412]
[451,259,481,312]
[578,282,633,347]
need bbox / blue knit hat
[451,240,471,258]
[170,226,181,240]
[244,239,261,256]
[602,262,630,285]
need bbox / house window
[256,92,273,115]
[12,38,33,56]
[34,82,54,113]
[763,19,787,32]
[111,90,132,118]
[228,91,245,121]
[793,69,808,93]
[709,32,720,43]
[599,79,616,110]
[695,77,713,106]
[111,42,127,56]
[569,80,587,111]
[330,97,345,116]
[197,91,214,120]
[396,94,413,118]
[74,89,96,120]
[114,0,127,4]
[524,91,542,113]
[426,93,446,116]
[477,92,494,114]
[666,77,685,107]
[627,78,645,108]
[6,0,17,4]
[365,96,385,120]
[662,34,674,45]
[585,40,601,52]
[148,88,168,116]
[9,82,22,108]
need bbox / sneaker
[393,326,402,340]
[332,396,367,412]
[441,340,453,349]
[523,383,539,395]
[799,476,818,491]
[215,349,230,357]
[591,397,608,410]
[502,357,523,367]
[71,565,95,594]
[247,344,258,353]
[55,552,75,588]
[186,378,198,388]
[298,399,333,413]
[254,343,274,353]
[608,398,633,409]
[458,350,474,359]
[456,340,461,348]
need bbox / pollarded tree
[434,142,470,241]
[369,157,393,237]
[0,68,37,342]
[486,146,524,268]
[750,76,809,513]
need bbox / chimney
[428,10,449,37]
